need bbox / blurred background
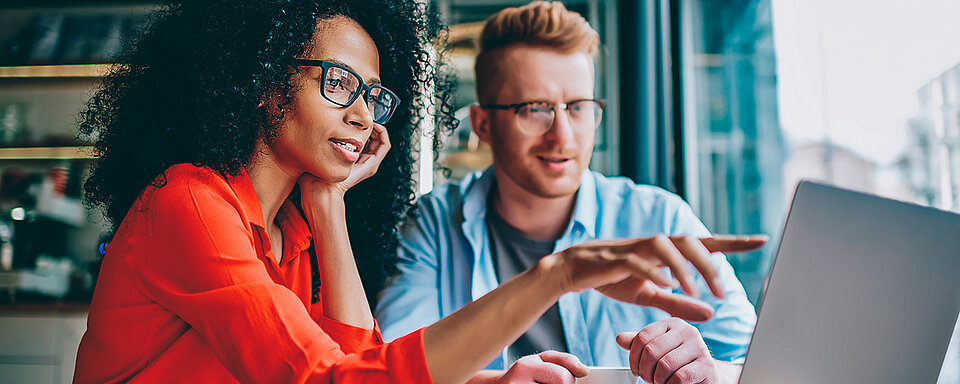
[0,0,958,383]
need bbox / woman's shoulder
[161,163,230,185]
[139,163,240,210]
[113,163,255,251]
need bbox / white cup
[576,367,639,384]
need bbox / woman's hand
[540,235,766,322]
[293,124,390,330]
[341,123,391,191]
[299,123,391,199]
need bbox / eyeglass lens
[516,100,603,135]
[367,87,396,124]
[323,67,361,104]
[321,65,397,124]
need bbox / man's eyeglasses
[480,99,606,136]
[293,59,400,125]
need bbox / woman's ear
[258,88,281,112]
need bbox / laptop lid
[739,181,960,384]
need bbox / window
[682,0,960,381]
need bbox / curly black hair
[79,0,457,305]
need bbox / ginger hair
[474,1,599,103]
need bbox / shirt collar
[225,168,312,263]
[463,167,599,240]
[569,170,598,239]
[463,168,497,223]
[275,200,313,257]
[226,167,266,230]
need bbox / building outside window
[683,0,960,381]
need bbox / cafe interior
[0,0,958,383]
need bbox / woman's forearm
[422,256,566,384]
[302,194,374,329]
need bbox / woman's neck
[246,147,299,228]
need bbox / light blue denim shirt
[375,168,756,370]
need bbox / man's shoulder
[589,171,689,210]
[587,171,707,236]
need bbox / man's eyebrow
[325,59,382,85]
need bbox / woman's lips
[330,138,361,162]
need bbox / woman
[75,1,761,383]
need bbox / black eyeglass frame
[293,58,401,125]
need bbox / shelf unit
[0,61,107,273]
[0,146,95,160]
[0,64,112,79]
[0,65,104,161]
[0,4,152,382]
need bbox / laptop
[739,181,960,384]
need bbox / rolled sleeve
[325,329,433,383]
[318,315,385,353]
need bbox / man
[376,2,758,383]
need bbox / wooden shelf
[0,146,95,160]
[440,150,492,168]
[447,21,484,43]
[0,64,112,78]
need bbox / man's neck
[490,175,578,242]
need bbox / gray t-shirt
[486,206,568,362]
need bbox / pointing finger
[673,236,724,298]
[699,235,768,253]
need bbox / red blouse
[74,164,433,383]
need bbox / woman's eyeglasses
[480,99,606,136]
[293,59,400,125]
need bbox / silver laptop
[739,181,960,384]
